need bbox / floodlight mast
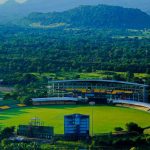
[92,106,94,137]
[90,101,95,137]
[29,117,43,126]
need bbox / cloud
[0,0,8,5]
[0,0,28,4]
[15,0,28,4]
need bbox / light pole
[92,106,94,137]
[90,101,95,137]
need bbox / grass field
[0,105,150,134]
[32,71,150,80]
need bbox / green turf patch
[0,105,149,134]
[0,99,18,106]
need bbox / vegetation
[93,134,150,150]
[0,139,149,150]
[0,122,150,150]
[0,141,40,150]
[13,73,48,105]
[0,126,15,140]
[126,122,144,134]
[0,25,149,104]
[0,26,150,85]
[114,127,124,132]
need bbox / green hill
[24,5,150,29]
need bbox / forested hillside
[24,5,150,29]
[0,26,149,84]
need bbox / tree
[3,93,11,100]
[14,73,48,105]
[114,127,124,132]
[126,71,134,82]
[112,73,125,81]
[20,96,32,105]
[130,147,138,150]
[146,68,150,74]
[126,122,144,134]
[19,74,38,86]
[0,126,15,139]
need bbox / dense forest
[24,5,150,29]
[0,26,150,85]
[0,27,150,66]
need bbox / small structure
[17,117,54,139]
[64,114,90,140]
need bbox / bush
[112,138,133,146]
[114,127,124,132]
[3,93,11,100]
[126,122,144,134]
[130,147,138,150]
[0,126,15,139]
[146,136,150,144]
[19,96,32,105]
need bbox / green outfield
[0,105,150,134]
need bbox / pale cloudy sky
[0,0,28,4]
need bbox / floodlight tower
[29,117,44,126]
[89,101,95,137]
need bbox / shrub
[114,127,124,132]
[126,122,144,134]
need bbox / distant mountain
[23,5,150,29]
[0,0,150,23]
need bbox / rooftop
[65,114,89,118]
[32,97,78,102]
[113,100,150,109]
[49,79,148,87]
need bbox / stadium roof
[32,97,78,102]
[113,100,150,109]
[49,79,148,87]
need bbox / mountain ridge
[0,0,150,24]
[22,5,150,29]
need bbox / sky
[0,0,149,10]
[0,0,149,6]
[0,0,149,19]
